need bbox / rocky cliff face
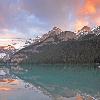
[38,27,76,43]
[58,31,76,41]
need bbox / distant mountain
[11,38,34,49]
[0,45,16,62]
[9,26,100,64]
[0,45,15,51]
[0,38,34,50]
[0,38,34,62]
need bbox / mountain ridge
[5,25,100,64]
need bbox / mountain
[9,26,100,64]
[0,38,34,50]
[77,26,100,40]
[0,45,16,62]
[91,26,100,35]
[34,27,76,44]
[0,38,35,62]
[77,26,91,38]
[78,26,91,33]
[0,45,15,52]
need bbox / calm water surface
[0,64,100,100]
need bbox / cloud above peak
[0,0,99,38]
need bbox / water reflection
[0,67,52,100]
[0,64,100,100]
[15,64,100,99]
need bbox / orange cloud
[74,0,100,31]
[82,0,96,14]
[79,0,100,15]
[75,19,89,31]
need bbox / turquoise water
[0,64,100,99]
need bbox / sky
[0,0,100,39]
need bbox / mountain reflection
[0,64,100,100]
[0,66,52,100]
[0,67,23,91]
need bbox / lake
[0,64,100,100]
